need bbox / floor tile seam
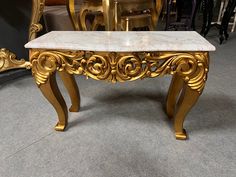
[3,131,54,160]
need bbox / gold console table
[25,31,215,140]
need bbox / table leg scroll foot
[55,122,66,131]
[39,73,68,131]
[174,84,200,140]
[69,105,79,113]
[166,74,184,119]
[175,129,187,140]
[59,71,80,112]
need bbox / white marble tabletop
[25,31,216,52]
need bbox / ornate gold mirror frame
[0,0,45,73]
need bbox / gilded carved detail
[0,48,31,72]
[0,0,45,73]
[147,52,209,93]
[30,49,209,93]
[29,0,45,41]
[30,50,84,85]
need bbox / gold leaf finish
[29,0,45,41]
[30,50,208,93]
[30,50,84,85]
[29,49,210,140]
[0,48,31,72]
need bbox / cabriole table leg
[27,46,211,139]
[39,73,68,131]
[58,71,80,112]
[174,84,200,140]
[166,74,184,119]
[29,49,84,131]
[172,52,209,140]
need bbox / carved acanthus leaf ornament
[30,50,209,93]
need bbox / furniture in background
[195,0,236,38]
[43,5,74,31]
[161,0,177,21]
[192,0,236,43]
[199,0,214,36]
[219,0,236,43]
[67,0,163,31]
[78,0,105,31]
[115,0,161,31]
[0,0,32,74]
[0,0,77,75]
[165,0,197,30]
[45,0,66,5]
[69,0,115,31]
[214,0,236,32]
[25,31,215,140]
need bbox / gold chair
[79,0,104,30]
[161,0,177,21]
[115,0,163,31]
[66,0,83,30]
[72,0,114,31]
[67,0,163,31]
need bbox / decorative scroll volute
[83,53,148,83]
[0,48,31,72]
[30,50,209,93]
[116,54,147,82]
[84,54,111,81]
[146,52,209,93]
[30,50,84,86]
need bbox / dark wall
[0,0,32,59]
[0,0,33,84]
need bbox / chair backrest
[67,0,164,31]
[117,0,155,15]
[165,0,196,30]
[115,0,163,29]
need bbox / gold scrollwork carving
[0,48,31,72]
[0,1,45,73]
[29,0,45,41]
[146,52,209,93]
[30,50,84,85]
[30,49,209,93]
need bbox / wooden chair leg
[66,0,80,30]
[125,18,130,31]
[102,0,114,31]
[148,22,154,31]
[80,8,89,31]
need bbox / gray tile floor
[0,32,236,177]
